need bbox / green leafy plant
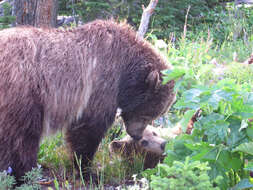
[38,133,71,171]
[16,168,42,190]
[143,157,222,190]
[0,170,16,189]
[0,168,42,190]
[158,76,253,189]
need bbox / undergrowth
[0,168,42,190]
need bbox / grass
[35,121,147,189]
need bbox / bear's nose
[161,142,167,151]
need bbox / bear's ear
[145,70,160,89]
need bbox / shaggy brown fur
[0,20,175,183]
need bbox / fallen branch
[137,0,158,38]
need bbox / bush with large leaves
[152,73,253,189]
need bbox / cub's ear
[109,140,125,151]
[145,70,160,89]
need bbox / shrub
[143,157,222,190]
[0,167,42,190]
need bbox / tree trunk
[13,0,58,27]
[35,0,58,27]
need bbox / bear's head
[119,68,176,141]
[109,125,167,169]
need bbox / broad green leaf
[217,150,242,171]
[164,136,193,165]
[162,68,186,84]
[246,127,253,140]
[199,93,220,111]
[194,113,225,133]
[186,143,214,161]
[227,117,247,147]
[185,142,212,151]
[173,139,192,158]
[241,105,253,113]
[233,142,253,155]
[174,98,200,109]
[201,113,225,123]
[183,88,203,102]
[202,147,219,161]
[205,120,229,144]
[208,162,229,190]
[214,89,234,102]
[231,96,245,113]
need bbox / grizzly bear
[0,20,175,183]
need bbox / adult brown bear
[0,20,175,183]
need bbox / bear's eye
[141,140,148,147]
[152,132,157,136]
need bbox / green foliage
[0,168,42,190]
[37,132,72,184]
[0,2,15,29]
[59,0,112,22]
[157,21,253,188]
[38,133,71,170]
[58,0,223,39]
[16,168,42,190]
[152,30,253,94]
[159,75,253,189]
[58,0,253,45]
[0,170,16,189]
[143,157,222,190]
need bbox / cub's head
[109,125,167,169]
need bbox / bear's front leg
[65,123,107,182]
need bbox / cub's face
[109,125,167,156]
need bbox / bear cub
[109,125,168,169]
[109,111,200,170]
